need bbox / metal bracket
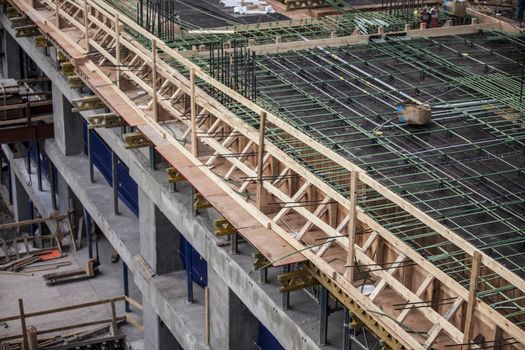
[72,96,105,112]
[122,132,153,149]
[285,0,327,9]
[56,50,68,63]
[7,7,20,19]
[253,252,270,269]
[214,217,236,237]
[278,268,319,292]
[194,192,212,210]
[68,76,84,89]
[15,24,39,38]
[35,35,49,48]
[88,113,126,129]
[60,62,76,77]
[166,167,186,183]
[10,16,28,28]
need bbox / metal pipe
[35,141,42,191]
[112,151,119,215]
[48,159,57,211]
[281,264,290,311]
[319,286,329,346]
[343,308,351,350]
[84,209,93,260]
[123,262,130,312]
[88,129,95,183]
[185,241,193,303]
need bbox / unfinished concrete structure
[0,0,524,349]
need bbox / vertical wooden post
[462,251,482,348]
[55,0,61,29]
[256,111,267,210]
[18,299,29,350]
[493,326,503,350]
[27,326,38,350]
[151,39,158,122]
[190,67,198,157]
[328,202,337,228]
[83,0,89,53]
[345,171,358,282]
[110,300,118,336]
[204,287,210,345]
[115,13,121,89]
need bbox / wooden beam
[55,0,61,29]
[463,251,482,348]
[115,12,120,89]
[26,326,38,350]
[256,111,267,210]
[396,274,434,323]
[190,67,197,157]
[110,300,118,336]
[18,299,29,350]
[368,254,407,302]
[424,297,464,349]
[345,171,358,282]
[83,0,89,52]
[151,39,158,122]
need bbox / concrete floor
[0,185,144,347]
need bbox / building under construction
[0,0,524,349]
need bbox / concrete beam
[2,144,54,225]
[138,187,183,275]
[12,172,31,221]
[52,84,84,156]
[143,300,183,350]
[208,266,259,350]
[2,29,21,79]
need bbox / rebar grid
[193,52,524,326]
[103,0,468,51]
[189,31,525,323]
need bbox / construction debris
[398,102,432,125]
[43,258,97,285]
[0,296,141,350]
[444,0,467,17]
[227,1,276,14]
[0,249,65,272]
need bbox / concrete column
[11,175,31,222]
[52,84,84,156]
[143,300,182,350]
[56,172,83,219]
[57,173,69,214]
[138,188,182,274]
[208,266,260,350]
[2,31,21,79]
